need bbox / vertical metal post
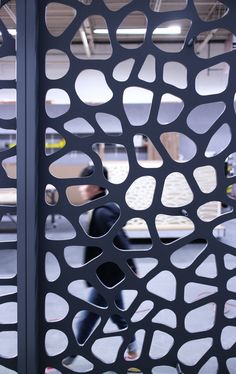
[17,0,39,373]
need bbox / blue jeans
[76,288,137,353]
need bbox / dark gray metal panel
[38,1,236,373]
[17,0,39,372]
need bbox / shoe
[62,355,76,366]
[125,351,139,361]
[127,368,142,373]
[45,368,57,374]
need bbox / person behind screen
[62,165,139,368]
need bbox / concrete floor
[0,217,236,373]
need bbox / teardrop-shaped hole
[117,11,147,50]
[92,336,123,363]
[156,214,195,242]
[2,155,16,179]
[147,271,176,301]
[72,16,112,60]
[177,338,213,366]
[193,165,217,193]
[97,262,125,288]
[131,300,154,322]
[45,329,68,356]
[113,58,135,82]
[163,62,187,89]
[45,215,76,240]
[45,89,70,117]
[45,3,76,37]
[171,240,207,269]
[64,245,102,268]
[102,160,129,184]
[184,282,218,304]
[125,176,156,210]
[95,113,123,135]
[161,172,193,207]
[62,354,93,372]
[195,254,217,279]
[69,280,108,308]
[124,217,152,241]
[196,63,229,96]
[75,69,113,105]
[185,303,216,333]
[149,330,174,359]
[64,117,95,137]
[195,29,233,57]
[124,88,153,122]
[197,201,222,222]
[128,257,158,278]
[45,49,70,79]
[134,134,163,167]
[205,123,231,157]
[193,1,228,21]
[115,289,138,311]
[187,102,226,134]
[153,20,192,53]
[152,309,177,329]
[157,94,184,124]
[45,252,61,282]
[45,292,69,322]
[49,152,94,178]
[138,55,156,82]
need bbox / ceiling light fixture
[94,26,181,35]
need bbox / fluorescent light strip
[94,26,181,35]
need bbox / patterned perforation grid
[0,15,17,374]
[39,1,236,373]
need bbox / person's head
[79,165,108,202]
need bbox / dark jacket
[85,200,136,287]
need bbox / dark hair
[80,165,108,190]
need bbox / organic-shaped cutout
[227,358,236,373]
[205,123,231,157]
[64,117,95,137]
[224,254,236,270]
[0,331,17,358]
[97,262,125,288]
[171,240,207,269]
[115,290,138,311]
[138,55,156,82]
[49,152,93,178]
[187,102,225,134]
[2,156,16,179]
[193,1,228,21]
[157,95,184,124]
[117,11,147,49]
[162,172,193,207]
[149,330,174,359]
[0,286,17,297]
[197,201,222,222]
[221,326,236,350]
[0,250,16,279]
[224,300,236,319]
[156,214,195,241]
[163,62,187,89]
[199,357,218,374]
[128,257,158,278]
[46,3,76,37]
[215,218,236,247]
[134,134,163,167]
[0,188,16,206]
[152,309,177,329]
[123,88,153,123]
[184,282,218,303]
[101,160,129,184]
[45,128,66,155]
[113,58,135,81]
[0,302,17,324]
[95,113,123,135]
[69,280,108,308]
[0,90,16,119]
[131,300,154,322]
[125,176,156,210]
[45,293,69,322]
[185,303,216,333]
[147,271,176,301]
[45,89,70,118]
[0,56,16,80]
[150,0,187,11]
[45,329,68,356]
[196,63,229,95]
[64,245,102,268]
[103,315,128,334]
[0,366,17,374]
[45,184,58,206]
[92,143,128,164]
[45,215,76,240]
[103,0,133,11]
[153,20,192,52]
[71,16,112,60]
[124,217,152,241]
[45,49,70,79]
[178,338,213,366]
[62,355,94,372]
[92,336,123,363]
[195,30,233,58]
[227,276,236,293]
[193,165,217,193]
[161,132,196,162]
[75,70,113,104]
[45,252,60,282]
[196,254,217,278]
